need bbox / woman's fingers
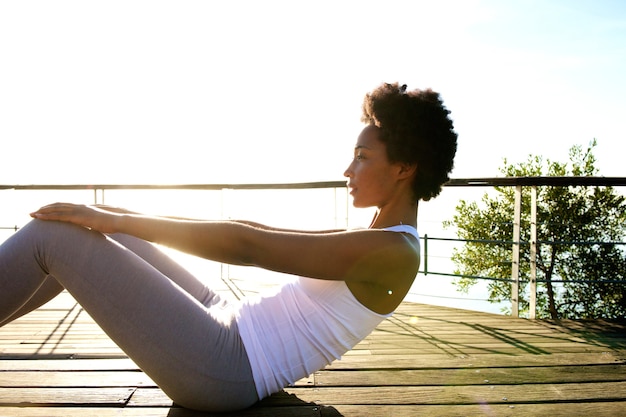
[31,203,95,227]
[31,203,81,219]
[32,203,121,234]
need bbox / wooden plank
[315,364,626,386]
[345,344,613,354]
[0,387,135,406]
[127,381,626,407]
[0,342,121,350]
[329,402,626,417]
[326,351,625,369]
[0,352,129,360]
[364,324,622,337]
[0,349,128,358]
[0,369,311,389]
[0,406,322,416]
[278,381,626,406]
[0,358,138,371]
[359,329,597,339]
[3,403,626,417]
[0,371,155,387]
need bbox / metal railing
[439,176,626,318]
[2,177,625,318]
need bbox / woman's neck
[369,200,418,229]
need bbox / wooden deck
[1,288,625,416]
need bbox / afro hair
[361,82,458,201]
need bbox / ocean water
[0,186,507,315]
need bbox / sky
[1,0,625,186]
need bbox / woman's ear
[396,162,417,180]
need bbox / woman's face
[344,125,401,208]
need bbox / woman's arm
[95,205,345,234]
[31,203,417,286]
[232,220,346,234]
[32,204,255,265]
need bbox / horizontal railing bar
[538,240,626,246]
[534,279,626,284]
[426,236,625,246]
[421,272,625,285]
[418,269,626,285]
[0,181,347,191]
[446,176,626,187]
[426,236,516,245]
[420,270,514,283]
[1,176,625,191]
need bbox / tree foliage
[444,140,626,319]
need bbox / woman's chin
[351,199,371,209]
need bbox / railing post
[511,185,522,317]
[423,234,428,275]
[529,185,538,319]
[92,188,105,205]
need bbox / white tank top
[235,225,419,398]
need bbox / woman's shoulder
[347,225,419,248]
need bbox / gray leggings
[0,219,258,412]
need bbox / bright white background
[1,0,624,185]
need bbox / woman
[0,82,457,412]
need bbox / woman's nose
[343,162,353,178]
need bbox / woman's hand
[30,203,122,234]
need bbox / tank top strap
[383,224,419,240]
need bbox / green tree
[444,140,626,319]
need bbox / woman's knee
[22,219,89,238]
[26,219,107,246]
